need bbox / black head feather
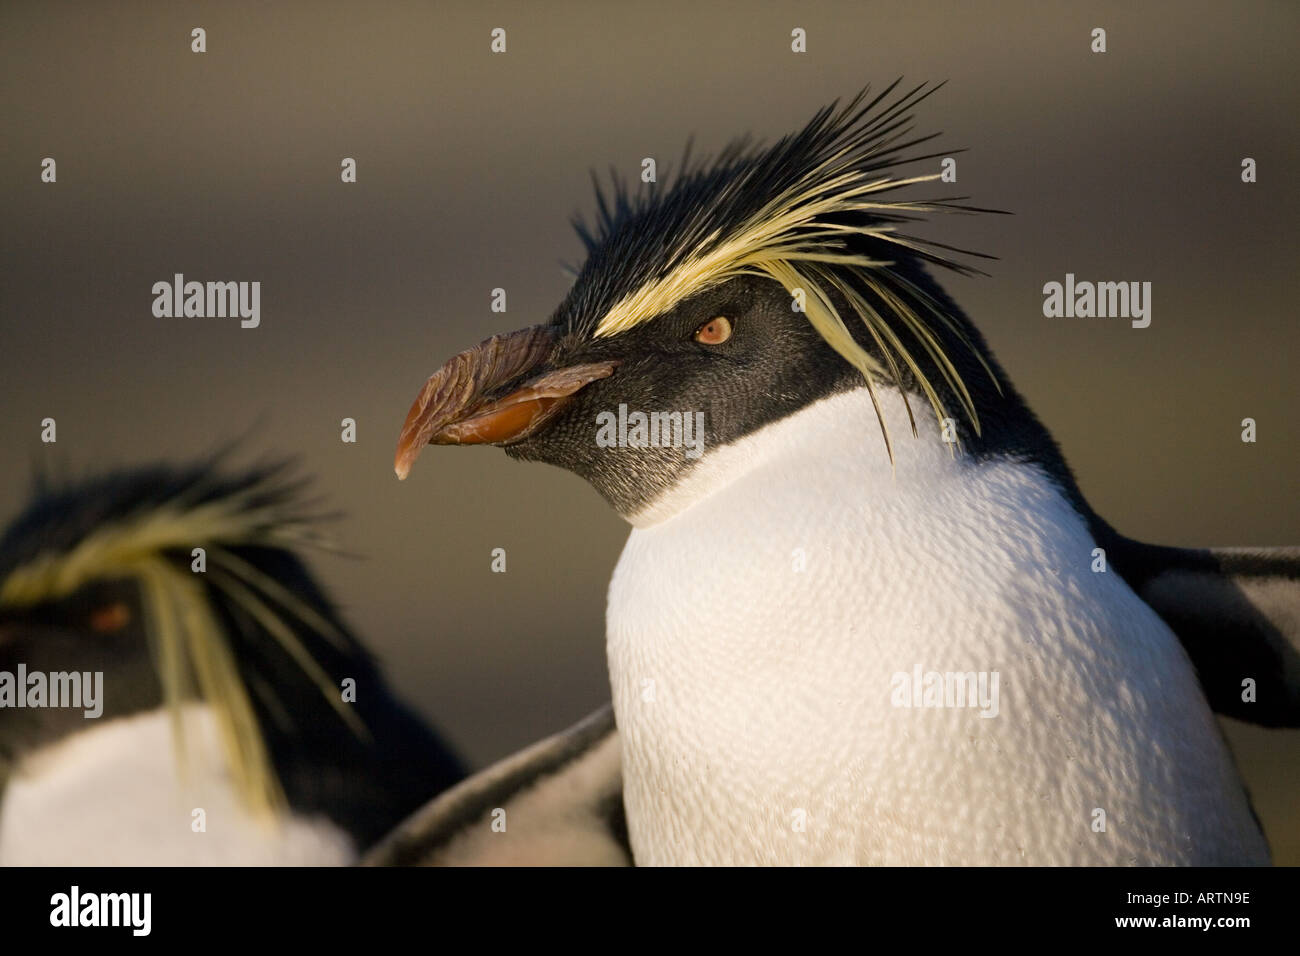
[558,79,998,344]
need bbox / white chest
[0,705,355,866]
[607,389,1267,865]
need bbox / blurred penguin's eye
[693,316,733,345]
[89,602,131,634]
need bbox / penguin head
[0,460,376,814]
[0,559,154,768]
[395,81,1011,517]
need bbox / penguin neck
[629,384,993,528]
[0,704,355,865]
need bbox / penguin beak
[394,325,618,480]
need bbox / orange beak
[394,325,617,480]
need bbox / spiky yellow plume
[577,81,1002,460]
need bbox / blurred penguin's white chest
[606,389,1266,865]
[0,706,355,866]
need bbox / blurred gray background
[2,1,1297,860]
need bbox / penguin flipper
[1111,537,1300,727]
[360,704,631,866]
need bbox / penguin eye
[88,602,131,634]
[693,316,733,345]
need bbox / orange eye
[694,316,732,345]
[89,602,131,633]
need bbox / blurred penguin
[0,457,463,865]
